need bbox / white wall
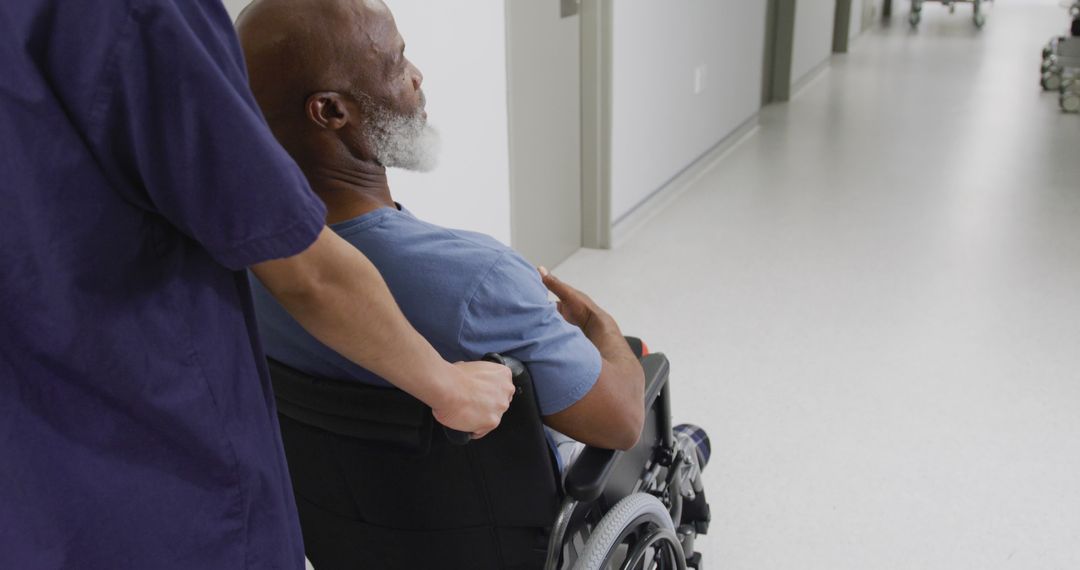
[610,0,767,222]
[850,0,864,40]
[221,0,513,244]
[864,0,885,31]
[221,0,247,19]
[791,0,836,87]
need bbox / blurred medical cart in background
[909,0,989,28]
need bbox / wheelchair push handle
[440,353,525,445]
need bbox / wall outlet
[693,64,707,95]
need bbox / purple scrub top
[0,0,327,568]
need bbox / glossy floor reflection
[553,1,1080,568]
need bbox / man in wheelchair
[237,0,711,567]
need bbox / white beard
[363,94,441,172]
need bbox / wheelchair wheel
[972,0,985,28]
[1062,92,1080,113]
[1043,71,1063,92]
[573,493,686,570]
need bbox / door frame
[579,0,613,249]
[762,0,797,104]
[833,0,853,53]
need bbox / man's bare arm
[251,227,514,438]
[539,269,646,450]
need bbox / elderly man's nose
[411,67,423,90]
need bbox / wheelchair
[1040,3,1080,113]
[268,338,712,569]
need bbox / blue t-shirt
[1,1,325,568]
[253,206,602,416]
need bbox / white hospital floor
[553,1,1080,569]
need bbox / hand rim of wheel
[572,493,679,570]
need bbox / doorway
[506,0,613,266]
[505,0,584,268]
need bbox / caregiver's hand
[432,361,515,439]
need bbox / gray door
[506,0,582,268]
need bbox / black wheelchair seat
[269,349,707,570]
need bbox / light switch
[694,64,708,95]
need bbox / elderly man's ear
[306,92,350,130]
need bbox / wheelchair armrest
[563,353,671,503]
[625,336,647,359]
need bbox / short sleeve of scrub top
[89,0,327,269]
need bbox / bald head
[236,0,434,172]
[238,0,386,121]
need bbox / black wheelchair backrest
[268,356,563,569]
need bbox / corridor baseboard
[611,114,760,249]
[791,58,832,100]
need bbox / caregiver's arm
[252,227,514,438]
